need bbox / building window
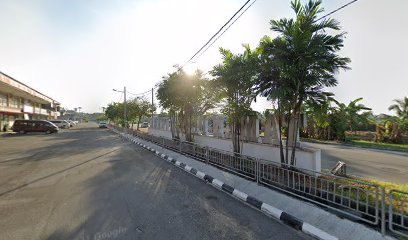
[9,96,20,108]
[0,93,7,107]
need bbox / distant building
[0,71,60,131]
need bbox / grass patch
[348,175,408,215]
[347,139,408,151]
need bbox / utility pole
[151,88,154,128]
[124,86,127,128]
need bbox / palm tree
[211,45,257,154]
[388,97,408,120]
[387,96,408,140]
[255,0,350,165]
[303,93,336,140]
[333,97,371,136]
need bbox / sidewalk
[122,132,393,240]
[0,131,14,137]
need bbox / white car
[98,121,108,128]
[49,120,70,129]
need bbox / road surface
[303,142,408,184]
[0,123,309,240]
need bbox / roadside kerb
[113,129,338,240]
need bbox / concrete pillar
[213,116,224,138]
[264,115,273,144]
[224,124,231,139]
[255,114,260,142]
[220,116,225,139]
[204,117,209,136]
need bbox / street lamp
[113,87,127,129]
[77,107,82,122]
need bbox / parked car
[98,121,107,128]
[12,120,59,134]
[49,120,70,129]
[141,122,149,128]
[62,120,71,128]
[67,120,75,127]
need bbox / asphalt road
[0,123,310,240]
[303,142,408,184]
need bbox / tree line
[104,97,155,130]
[156,0,350,165]
[105,0,407,165]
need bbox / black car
[12,120,59,134]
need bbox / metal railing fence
[111,126,408,238]
[389,190,408,237]
[258,159,380,225]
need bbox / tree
[210,45,257,154]
[303,92,336,140]
[389,97,408,121]
[255,0,350,165]
[134,97,154,130]
[105,102,124,126]
[332,97,371,140]
[156,67,218,141]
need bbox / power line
[182,0,252,67]
[193,0,257,63]
[126,86,158,97]
[117,92,123,103]
[127,89,151,97]
[315,0,359,22]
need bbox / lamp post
[78,107,82,123]
[113,87,127,129]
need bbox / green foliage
[255,0,350,164]
[104,98,154,128]
[304,97,372,141]
[210,44,258,153]
[156,67,219,141]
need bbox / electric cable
[182,0,252,67]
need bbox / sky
[0,0,407,115]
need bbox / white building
[0,71,60,131]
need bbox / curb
[113,129,338,240]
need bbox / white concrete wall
[148,128,321,173]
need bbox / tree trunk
[285,115,291,165]
[290,112,300,166]
[136,115,142,131]
[277,112,285,164]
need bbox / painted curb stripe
[204,175,214,183]
[221,184,234,194]
[261,203,283,219]
[232,189,248,201]
[246,195,263,210]
[280,212,303,230]
[196,171,206,180]
[211,179,224,189]
[120,133,339,240]
[302,223,338,240]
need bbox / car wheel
[46,130,51,134]
[19,130,25,134]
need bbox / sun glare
[184,63,197,75]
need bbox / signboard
[0,73,54,103]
